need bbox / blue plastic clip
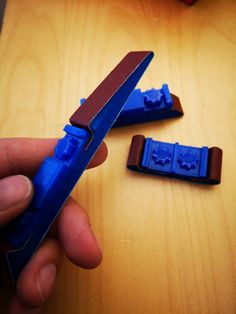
[127,135,222,184]
[81,84,183,127]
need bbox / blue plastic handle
[1,50,154,281]
[3,125,91,280]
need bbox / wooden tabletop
[0,0,236,313]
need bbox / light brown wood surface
[0,0,236,313]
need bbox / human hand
[0,138,107,314]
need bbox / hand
[0,138,107,314]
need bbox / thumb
[0,175,33,227]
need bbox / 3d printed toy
[127,135,222,184]
[0,51,154,282]
[81,84,183,127]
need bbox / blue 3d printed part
[127,135,222,184]
[81,84,183,127]
[0,51,154,281]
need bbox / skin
[0,138,108,314]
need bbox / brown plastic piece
[127,135,222,185]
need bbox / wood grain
[0,0,236,313]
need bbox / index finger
[0,138,107,179]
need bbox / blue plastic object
[127,134,222,184]
[4,125,90,250]
[81,84,183,127]
[3,125,91,279]
[1,51,154,282]
[116,83,184,127]
[141,138,209,179]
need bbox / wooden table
[0,0,236,313]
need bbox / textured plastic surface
[141,138,209,179]
[127,135,222,184]
[0,51,154,282]
[81,84,183,127]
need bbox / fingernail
[37,264,57,302]
[0,175,32,211]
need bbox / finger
[87,141,108,169]
[57,197,102,269]
[15,238,62,309]
[0,138,108,178]
[0,175,33,227]
[10,295,40,314]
